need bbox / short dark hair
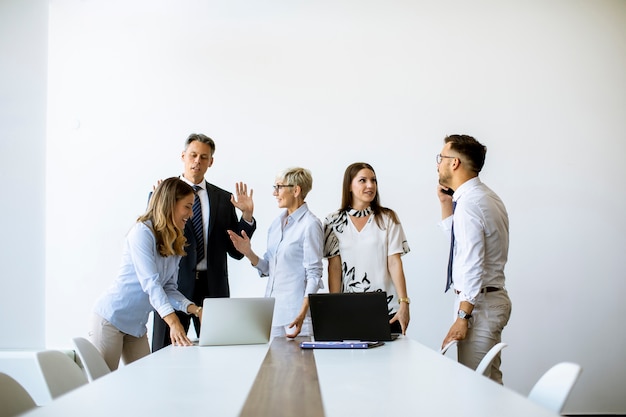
[444,134,486,173]
[185,133,215,155]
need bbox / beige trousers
[89,314,150,371]
[456,289,512,384]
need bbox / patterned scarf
[347,206,373,218]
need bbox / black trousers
[151,310,200,352]
[151,270,217,352]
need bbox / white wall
[0,0,47,349]
[2,0,622,414]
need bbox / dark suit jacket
[152,180,256,351]
[177,180,256,299]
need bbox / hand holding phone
[441,187,454,196]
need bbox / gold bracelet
[194,306,202,317]
[398,297,411,304]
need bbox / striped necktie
[445,201,457,293]
[192,185,204,263]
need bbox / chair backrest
[0,372,37,417]
[528,362,582,414]
[440,340,458,355]
[35,350,88,399]
[475,342,508,376]
[72,337,111,382]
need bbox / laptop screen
[198,297,275,346]
[308,292,396,342]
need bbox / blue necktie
[192,186,204,263]
[445,201,457,293]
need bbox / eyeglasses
[436,154,457,164]
[272,184,294,192]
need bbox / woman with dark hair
[324,162,411,334]
[91,177,202,371]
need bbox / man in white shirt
[436,134,512,384]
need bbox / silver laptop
[198,297,275,346]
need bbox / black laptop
[308,292,400,342]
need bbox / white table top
[22,343,269,416]
[21,337,558,416]
[315,337,557,417]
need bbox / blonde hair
[279,167,313,199]
[138,177,194,257]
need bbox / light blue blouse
[254,203,323,326]
[94,221,192,337]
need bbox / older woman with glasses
[324,162,411,335]
[227,167,323,339]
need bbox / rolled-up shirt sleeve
[440,197,485,305]
[438,215,453,233]
[254,256,270,277]
[453,205,485,304]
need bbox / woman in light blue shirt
[91,178,203,371]
[228,167,323,339]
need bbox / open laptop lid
[308,292,397,342]
[198,297,275,346]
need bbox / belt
[454,287,501,295]
[195,270,208,280]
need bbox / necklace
[347,206,373,218]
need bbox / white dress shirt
[439,177,509,305]
[179,176,210,270]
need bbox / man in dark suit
[152,133,256,351]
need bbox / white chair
[475,342,508,376]
[72,337,111,382]
[35,350,88,399]
[439,340,458,355]
[0,372,37,417]
[528,362,582,414]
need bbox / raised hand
[230,182,254,222]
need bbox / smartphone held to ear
[442,187,454,196]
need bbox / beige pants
[456,289,512,384]
[89,314,150,371]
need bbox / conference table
[22,336,558,416]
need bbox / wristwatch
[398,297,411,305]
[458,309,472,320]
